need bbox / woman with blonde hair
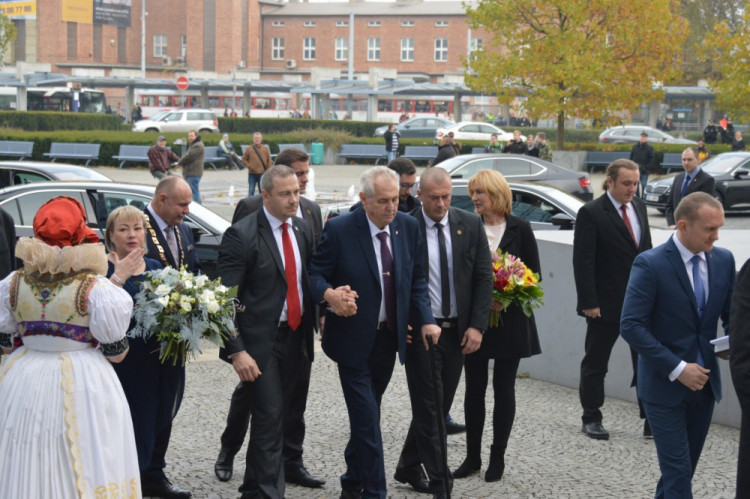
[453,169,542,483]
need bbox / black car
[0,161,112,188]
[0,181,230,278]
[434,154,593,201]
[644,152,750,211]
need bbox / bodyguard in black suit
[394,167,492,495]
[730,258,750,497]
[217,149,324,488]
[665,147,715,227]
[308,166,439,499]
[218,165,316,499]
[128,176,200,498]
[573,159,652,440]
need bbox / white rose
[206,300,220,314]
[143,280,153,291]
[199,290,216,304]
[179,296,193,313]
[155,284,172,296]
[195,275,209,287]
[156,295,169,308]
[215,284,228,294]
[182,279,194,290]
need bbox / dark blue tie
[435,222,451,318]
[377,231,396,333]
[680,174,692,198]
[691,255,706,366]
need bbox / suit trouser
[220,355,312,469]
[643,387,714,499]
[737,409,750,497]
[239,326,305,499]
[338,325,397,499]
[579,319,645,423]
[396,326,463,489]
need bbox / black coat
[629,142,655,173]
[433,144,458,166]
[503,140,527,154]
[0,207,15,280]
[573,193,652,324]
[232,195,322,248]
[731,258,750,412]
[144,207,201,273]
[477,215,542,359]
[664,168,715,226]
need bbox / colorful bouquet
[130,266,237,366]
[489,251,544,328]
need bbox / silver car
[133,108,220,134]
[598,125,696,145]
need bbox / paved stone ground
[163,344,739,499]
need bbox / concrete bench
[661,153,683,173]
[0,141,34,161]
[112,145,151,169]
[403,145,438,164]
[585,151,629,172]
[43,143,100,166]
[278,143,307,154]
[336,144,387,165]
[203,146,228,171]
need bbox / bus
[0,87,107,113]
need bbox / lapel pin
[395,230,399,235]
[306,209,311,215]
[457,230,462,235]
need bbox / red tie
[620,205,638,249]
[281,223,301,331]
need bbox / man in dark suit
[394,167,493,496]
[573,159,652,440]
[0,206,16,281]
[308,166,440,499]
[138,176,200,498]
[621,192,734,498]
[629,132,655,197]
[217,148,324,489]
[730,258,750,497]
[218,165,316,499]
[665,147,715,228]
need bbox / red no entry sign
[176,76,189,91]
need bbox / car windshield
[701,154,745,174]
[188,203,231,233]
[49,167,111,181]
[434,156,472,173]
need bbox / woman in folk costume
[0,196,141,498]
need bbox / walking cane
[427,335,451,499]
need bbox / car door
[160,111,185,133]
[724,159,750,209]
[493,157,535,179]
[449,158,496,179]
[400,118,426,138]
[0,189,93,239]
[510,189,572,230]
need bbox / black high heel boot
[484,444,505,482]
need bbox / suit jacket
[412,207,493,337]
[730,258,750,413]
[0,207,15,280]
[620,237,735,406]
[144,207,201,273]
[218,210,316,367]
[665,169,715,226]
[482,215,542,359]
[573,193,652,324]
[232,195,322,248]
[308,209,435,368]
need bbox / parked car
[0,181,230,278]
[132,108,220,134]
[435,122,524,144]
[598,125,696,145]
[434,153,593,201]
[323,180,583,231]
[373,117,455,138]
[643,151,750,211]
[0,161,111,188]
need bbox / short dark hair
[640,132,648,137]
[275,148,309,167]
[387,157,417,176]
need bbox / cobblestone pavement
[165,344,739,499]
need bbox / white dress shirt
[422,210,457,319]
[606,191,642,245]
[366,215,391,323]
[263,207,304,322]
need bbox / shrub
[0,111,123,131]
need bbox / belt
[435,318,458,329]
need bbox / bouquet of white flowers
[131,266,238,366]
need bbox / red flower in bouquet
[489,251,544,327]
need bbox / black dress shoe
[141,477,192,498]
[582,421,610,440]
[445,418,466,435]
[643,419,653,439]
[453,457,481,479]
[340,488,362,499]
[285,466,326,488]
[393,466,431,493]
[214,449,235,482]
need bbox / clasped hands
[324,285,358,317]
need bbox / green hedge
[0,111,124,131]
[218,117,387,137]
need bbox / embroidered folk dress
[0,240,141,498]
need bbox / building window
[367,37,380,61]
[303,38,316,60]
[368,21,381,27]
[67,23,77,59]
[335,37,348,61]
[336,21,348,27]
[401,21,414,27]
[401,38,414,62]
[303,21,316,27]
[181,34,187,58]
[154,34,167,57]
[272,37,285,60]
[434,38,448,61]
[470,38,483,53]
[435,20,448,27]
[272,21,284,27]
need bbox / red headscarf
[33,196,99,247]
